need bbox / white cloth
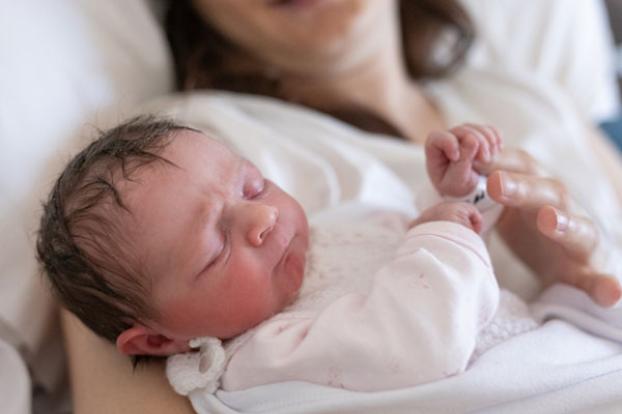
[462,0,620,121]
[192,322,622,414]
[168,218,503,393]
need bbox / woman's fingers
[536,205,598,261]
[564,267,622,308]
[477,148,541,176]
[487,171,570,210]
[592,275,622,308]
[535,205,621,307]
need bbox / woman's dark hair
[36,116,194,345]
[164,1,474,136]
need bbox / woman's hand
[483,149,622,307]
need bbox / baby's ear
[116,325,190,356]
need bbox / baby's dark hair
[37,116,197,345]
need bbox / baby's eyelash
[203,231,227,272]
[245,179,266,199]
[216,232,230,265]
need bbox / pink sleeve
[222,221,499,392]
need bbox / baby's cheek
[155,297,206,335]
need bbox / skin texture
[116,131,310,356]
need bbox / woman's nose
[235,202,279,247]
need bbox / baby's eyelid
[245,178,266,199]
[205,232,227,272]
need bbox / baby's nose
[244,203,279,247]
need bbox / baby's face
[124,130,309,340]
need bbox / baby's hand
[411,202,483,234]
[425,124,502,197]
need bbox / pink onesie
[168,215,500,393]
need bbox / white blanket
[193,319,622,414]
[141,83,622,413]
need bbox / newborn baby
[37,117,521,395]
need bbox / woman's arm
[61,310,194,414]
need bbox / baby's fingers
[450,202,482,234]
[467,206,483,234]
[563,267,622,308]
[536,205,597,261]
[426,131,460,162]
[464,123,503,155]
[451,124,489,162]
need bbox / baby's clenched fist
[426,124,502,197]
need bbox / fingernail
[500,174,517,197]
[555,211,569,232]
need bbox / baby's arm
[223,221,499,392]
[411,201,483,234]
[426,124,502,197]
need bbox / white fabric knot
[166,337,226,395]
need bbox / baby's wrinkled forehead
[170,127,241,160]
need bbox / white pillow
[0,0,172,391]
[462,0,620,121]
